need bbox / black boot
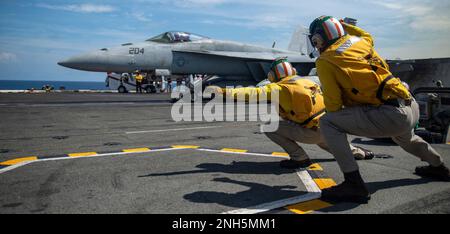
[415,164,450,181]
[280,158,313,169]
[321,171,371,204]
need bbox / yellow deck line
[171,145,200,149]
[313,178,337,190]
[271,152,289,157]
[221,148,248,153]
[122,148,151,153]
[286,199,333,214]
[308,163,323,171]
[68,152,98,157]
[0,156,38,166]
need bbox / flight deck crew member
[168,77,173,93]
[309,16,449,203]
[135,71,144,93]
[218,58,374,169]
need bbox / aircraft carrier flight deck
[0,92,449,214]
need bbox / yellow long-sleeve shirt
[222,76,325,127]
[316,23,385,112]
[223,83,293,111]
[344,22,374,46]
[135,74,144,82]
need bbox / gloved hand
[339,19,350,27]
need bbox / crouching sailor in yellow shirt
[309,16,448,203]
[219,58,374,169]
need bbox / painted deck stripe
[0,157,38,166]
[247,151,289,157]
[271,152,289,157]
[297,170,321,193]
[41,148,182,162]
[38,155,69,160]
[307,170,328,179]
[313,178,337,190]
[122,148,151,153]
[149,146,171,150]
[224,168,320,214]
[198,149,289,159]
[287,199,332,214]
[68,152,98,157]
[0,161,34,174]
[126,126,221,134]
[171,145,200,149]
[96,150,121,155]
[221,148,248,153]
[0,147,186,175]
[282,164,337,214]
[223,192,321,214]
[198,147,216,151]
[0,147,336,214]
[307,163,323,171]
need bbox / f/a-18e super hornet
[58,29,316,85]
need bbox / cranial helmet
[309,16,346,50]
[268,57,297,83]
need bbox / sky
[0,0,449,82]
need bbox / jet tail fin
[288,25,314,57]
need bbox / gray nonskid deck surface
[0,93,449,214]
[0,150,307,214]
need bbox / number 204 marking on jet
[129,48,145,55]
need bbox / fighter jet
[58,29,316,85]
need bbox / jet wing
[387,58,450,73]
[172,49,280,61]
[387,60,415,73]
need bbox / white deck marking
[0,161,34,174]
[198,148,289,159]
[223,192,321,214]
[0,148,186,175]
[297,169,321,193]
[223,169,321,214]
[0,147,323,214]
[126,126,222,134]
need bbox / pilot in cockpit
[172,32,190,42]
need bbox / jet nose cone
[57,60,72,68]
[57,52,109,72]
[57,56,88,70]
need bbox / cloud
[137,0,229,7]
[36,3,116,13]
[131,12,153,22]
[0,52,18,63]
[376,2,432,15]
[375,0,450,32]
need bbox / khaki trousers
[263,120,365,161]
[319,99,443,173]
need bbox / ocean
[0,80,107,90]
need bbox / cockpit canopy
[146,31,208,43]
